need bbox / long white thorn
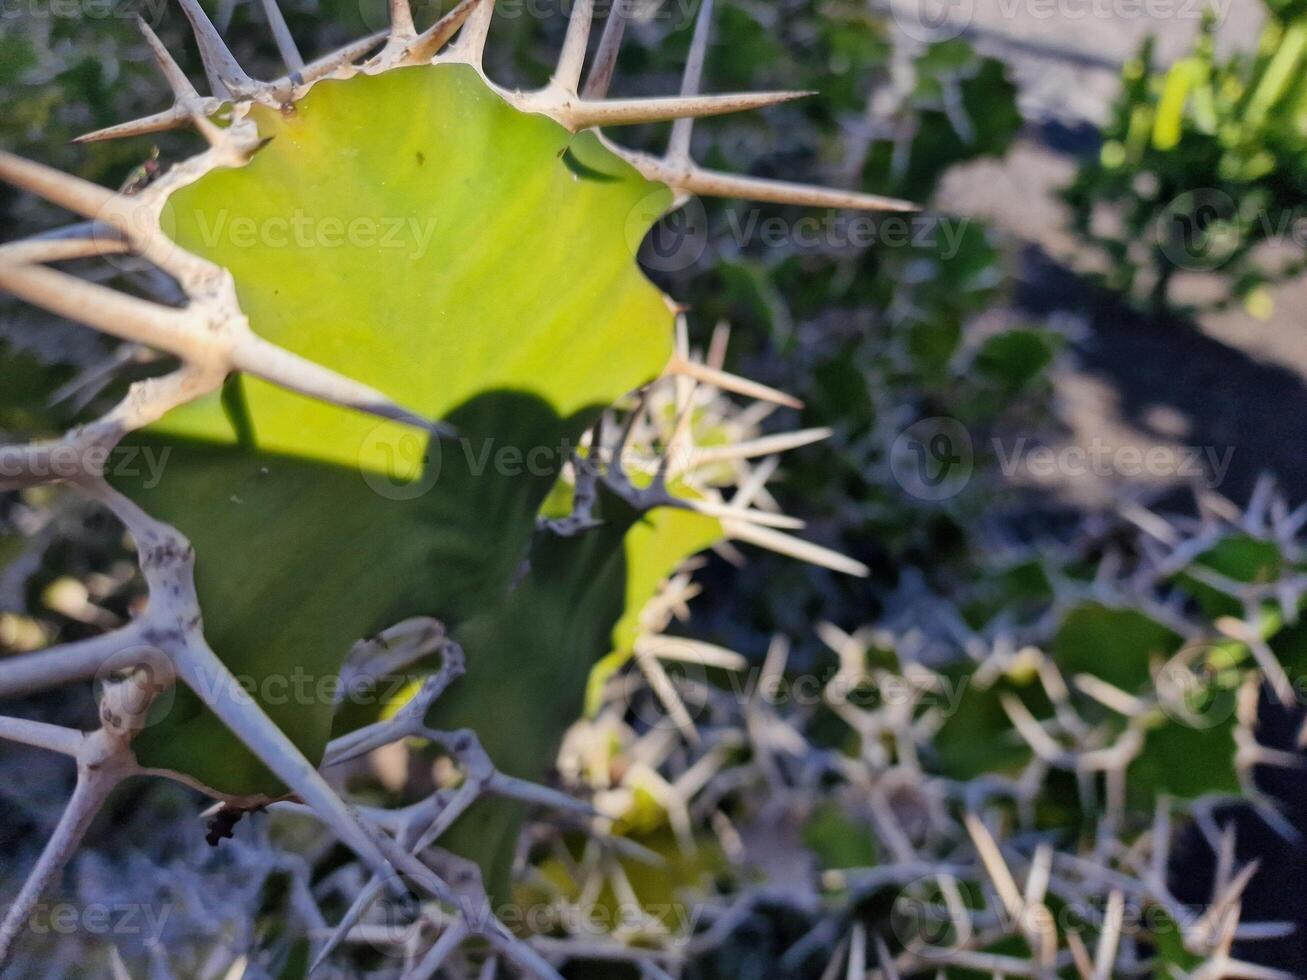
[0,261,447,442]
[175,0,258,98]
[389,0,416,38]
[290,30,388,86]
[0,154,200,273]
[0,263,206,358]
[0,151,118,222]
[723,520,868,577]
[635,635,747,672]
[666,354,803,409]
[137,16,201,101]
[0,237,127,263]
[443,0,495,63]
[628,153,918,212]
[229,334,450,437]
[258,0,304,72]
[963,812,1023,920]
[668,0,714,166]
[581,0,630,99]
[561,91,811,130]
[1092,890,1125,979]
[74,106,205,144]
[683,498,804,530]
[406,0,493,63]
[553,0,595,94]
[687,427,832,470]
[0,717,84,757]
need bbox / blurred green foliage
[1064,0,1307,317]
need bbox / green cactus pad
[115,63,720,835]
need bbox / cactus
[0,0,917,971]
[543,483,1304,979]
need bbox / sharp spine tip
[564,90,811,129]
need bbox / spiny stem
[291,30,388,87]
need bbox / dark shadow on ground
[1169,687,1307,973]
[1013,243,1307,507]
